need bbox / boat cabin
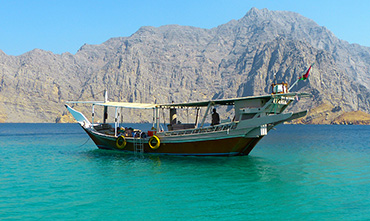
[271,82,288,94]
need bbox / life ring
[116,135,126,149]
[149,135,160,150]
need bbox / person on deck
[211,108,220,126]
[170,101,177,125]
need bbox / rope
[76,137,91,148]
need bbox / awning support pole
[156,107,160,132]
[120,107,123,127]
[114,107,118,136]
[194,108,200,129]
[200,102,212,128]
[103,90,108,124]
[92,104,95,124]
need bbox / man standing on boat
[211,108,220,126]
[170,101,177,125]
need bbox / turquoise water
[1,124,370,220]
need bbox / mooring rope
[76,137,91,148]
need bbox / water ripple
[1,124,370,219]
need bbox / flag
[288,63,314,92]
[299,65,311,81]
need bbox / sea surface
[1,123,370,220]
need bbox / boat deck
[92,121,239,138]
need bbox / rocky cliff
[0,8,370,123]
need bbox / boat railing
[162,121,238,137]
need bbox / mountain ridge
[0,8,369,123]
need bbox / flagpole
[288,78,300,92]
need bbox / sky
[0,0,369,56]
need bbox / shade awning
[159,94,274,108]
[94,102,158,109]
[66,92,310,109]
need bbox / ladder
[133,137,144,154]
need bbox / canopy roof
[159,95,270,108]
[95,102,158,109]
[159,92,309,108]
[66,92,310,109]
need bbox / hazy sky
[1,0,369,56]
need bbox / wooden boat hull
[83,127,263,156]
[66,92,310,156]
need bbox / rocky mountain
[0,8,370,123]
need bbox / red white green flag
[287,63,314,91]
[299,65,312,81]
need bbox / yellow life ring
[149,135,160,150]
[116,135,126,149]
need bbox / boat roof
[66,92,309,109]
[160,94,272,108]
[95,102,158,109]
[65,101,157,109]
[160,92,309,108]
